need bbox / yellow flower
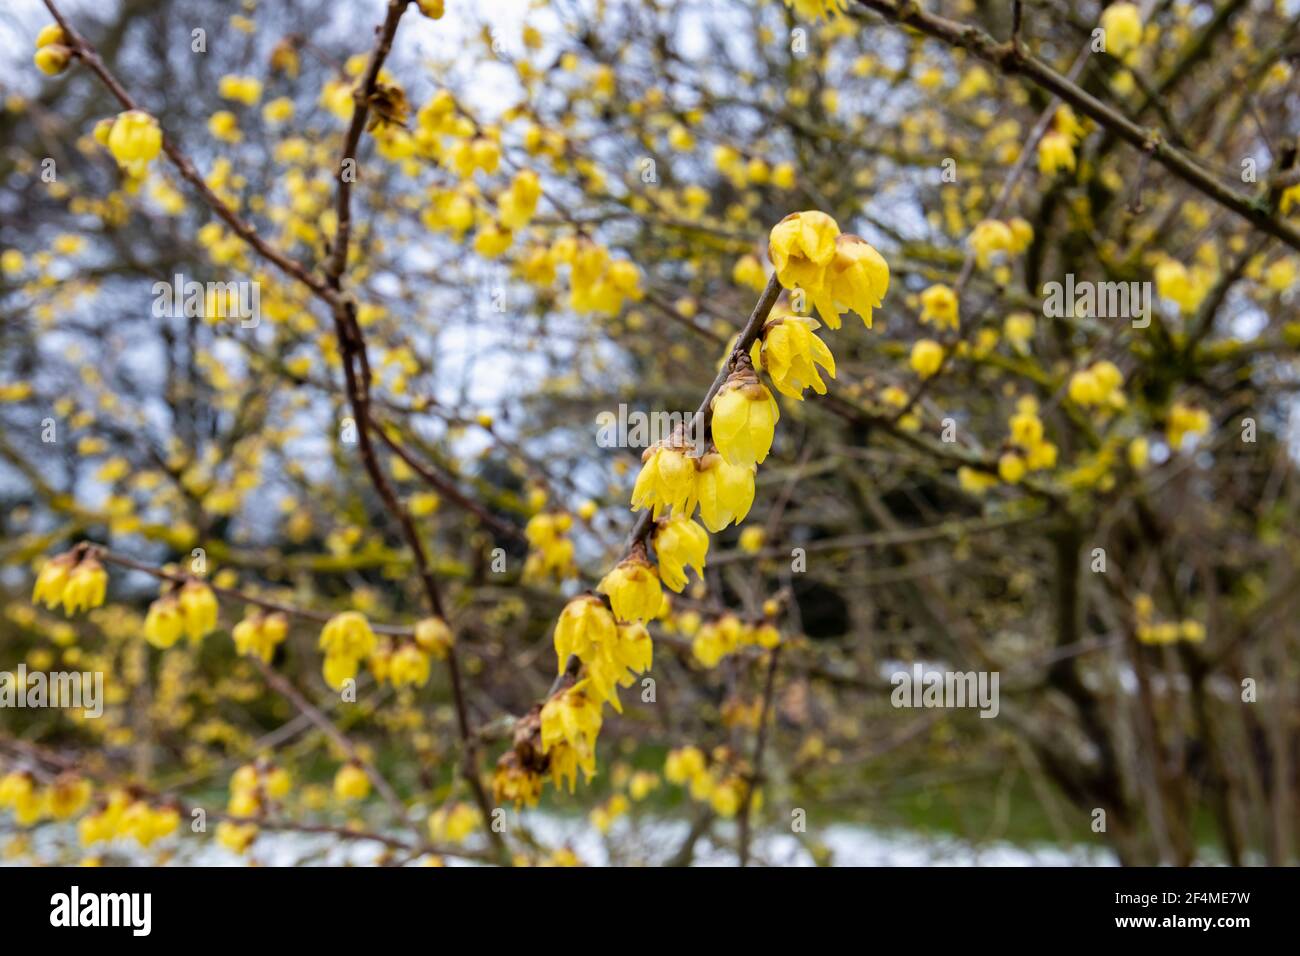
[319,611,376,659]
[733,254,767,292]
[1003,312,1035,353]
[553,595,618,670]
[61,558,107,615]
[998,452,1027,484]
[389,643,432,688]
[664,746,706,784]
[428,806,480,842]
[540,681,603,791]
[919,284,959,330]
[413,616,454,659]
[1100,3,1143,60]
[144,596,185,649]
[232,612,288,662]
[910,339,944,379]
[738,526,766,553]
[710,365,779,467]
[1037,130,1076,176]
[46,775,91,820]
[178,580,218,642]
[598,552,663,623]
[208,110,242,143]
[333,764,371,802]
[499,169,542,230]
[767,210,840,303]
[630,439,698,519]
[106,110,163,177]
[693,452,755,532]
[32,553,76,610]
[823,235,890,328]
[218,74,263,106]
[34,44,72,76]
[653,514,709,593]
[752,314,836,400]
[970,219,1015,269]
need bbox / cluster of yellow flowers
[969,218,1034,270]
[79,790,180,849]
[1154,257,1214,315]
[552,597,654,710]
[371,637,433,689]
[919,283,959,331]
[1134,594,1205,645]
[532,212,887,795]
[690,613,781,669]
[143,579,219,649]
[428,802,480,844]
[32,23,73,76]
[663,745,758,818]
[0,771,91,826]
[31,551,108,616]
[318,611,377,689]
[1037,105,1085,176]
[767,211,890,330]
[93,110,164,181]
[524,511,576,581]
[1068,360,1126,410]
[231,610,290,663]
[998,396,1058,484]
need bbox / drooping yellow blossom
[144,596,185,649]
[823,235,890,328]
[498,169,542,229]
[106,110,163,177]
[693,452,755,532]
[710,363,779,467]
[553,595,617,671]
[768,210,840,303]
[319,611,376,689]
[752,313,836,399]
[178,580,218,642]
[1100,3,1143,60]
[540,681,603,791]
[390,643,432,688]
[333,763,371,802]
[919,284,959,330]
[232,611,289,662]
[910,339,944,379]
[630,437,698,519]
[597,551,663,623]
[523,511,575,581]
[414,616,454,659]
[1037,129,1076,176]
[653,514,709,593]
[60,557,107,615]
[31,553,77,610]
